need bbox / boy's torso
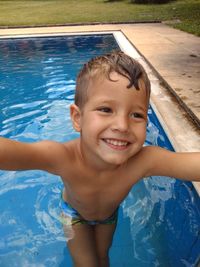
[58,139,145,221]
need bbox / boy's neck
[77,139,122,173]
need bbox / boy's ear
[70,104,82,132]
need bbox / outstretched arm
[0,137,66,175]
[144,146,200,182]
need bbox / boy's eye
[130,112,144,119]
[97,107,112,113]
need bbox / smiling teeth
[105,139,128,146]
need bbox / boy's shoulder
[127,146,169,178]
[128,145,159,163]
[36,138,79,164]
[37,138,80,176]
[132,145,169,160]
[45,138,79,159]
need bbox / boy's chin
[102,155,129,166]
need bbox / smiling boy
[0,51,200,267]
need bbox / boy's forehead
[87,72,147,96]
[88,72,129,92]
[86,72,148,105]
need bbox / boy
[0,51,199,267]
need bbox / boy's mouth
[102,138,130,150]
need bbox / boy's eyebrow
[92,98,123,107]
[93,99,147,111]
[133,105,147,112]
[94,99,116,105]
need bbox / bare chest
[61,171,136,220]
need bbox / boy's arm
[0,137,66,175]
[144,146,200,181]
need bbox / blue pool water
[0,34,200,267]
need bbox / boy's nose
[111,115,129,132]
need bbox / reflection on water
[0,35,200,267]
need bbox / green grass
[0,0,200,36]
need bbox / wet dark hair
[75,51,151,108]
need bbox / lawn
[0,0,200,36]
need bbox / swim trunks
[60,195,118,226]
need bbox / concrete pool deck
[0,22,200,192]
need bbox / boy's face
[71,72,148,168]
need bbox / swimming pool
[0,34,200,267]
